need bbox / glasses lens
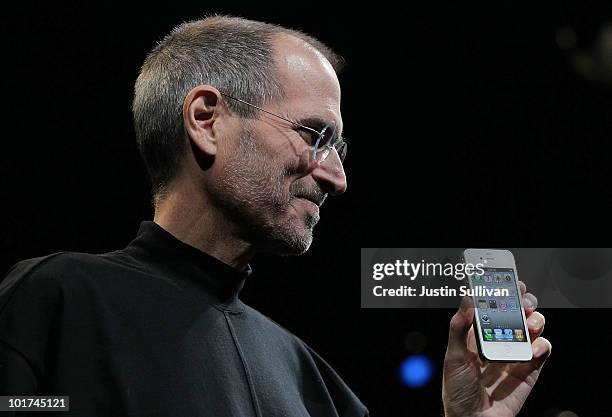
[317,147,331,162]
[314,124,335,156]
[314,124,335,150]
[316,141,347,164]
[336,141,347,163]
[314,124,347,164]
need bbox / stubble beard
[210,127,318,256]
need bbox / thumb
[446,297,475,356]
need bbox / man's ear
[183,85,224,156]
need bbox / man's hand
[442,281,551,417]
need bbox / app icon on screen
[495,274,502,283]
[509,300,518,310]
[481,314,490,324]
[484,275,492,282]
[515,329,524,341]
[494,329,503,340]
[488,300,498,309]
[483,329,493,341]
[505,274,512,282]
[499,301,508,311]
[478,300,488,309]
[504,329,513,339]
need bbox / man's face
[210,35,346,255]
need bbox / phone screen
[471,268,528,343]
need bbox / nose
[310,149,347,196]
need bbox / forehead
[272,34,342,130]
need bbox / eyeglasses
[219,92,347,164]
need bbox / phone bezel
[463,249,533,362]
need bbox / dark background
[2,1,611,416]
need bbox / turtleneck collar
[122,221,252,311]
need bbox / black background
[2,1,612,416]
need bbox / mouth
[294,192,325,207]
[295,195,323,208]
[296,197,320,212]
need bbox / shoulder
[0,251,124,307]
[0,253,68,307]
[3,251,115,278]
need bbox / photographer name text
[373,285,509,297]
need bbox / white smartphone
[463,249,533,362]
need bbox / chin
[280,236,313,257]
[263,224,314,257]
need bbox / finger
[466,325,478,355]
[531,336,552,361]
[517,281,538,314]
[446,297,475,358]
[522,292,538,315]
[527,311,545,338]
[518,280,526,297]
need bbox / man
[0,16,550,416]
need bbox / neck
[153,182,255,271]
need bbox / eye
[296,127,319,145]
[319,124,336,147]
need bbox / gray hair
[132,15,343,205]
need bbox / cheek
[231,132,302,209]
[236,156,292,208]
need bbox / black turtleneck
[0,222,368,416]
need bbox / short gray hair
[132,15,343,205]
